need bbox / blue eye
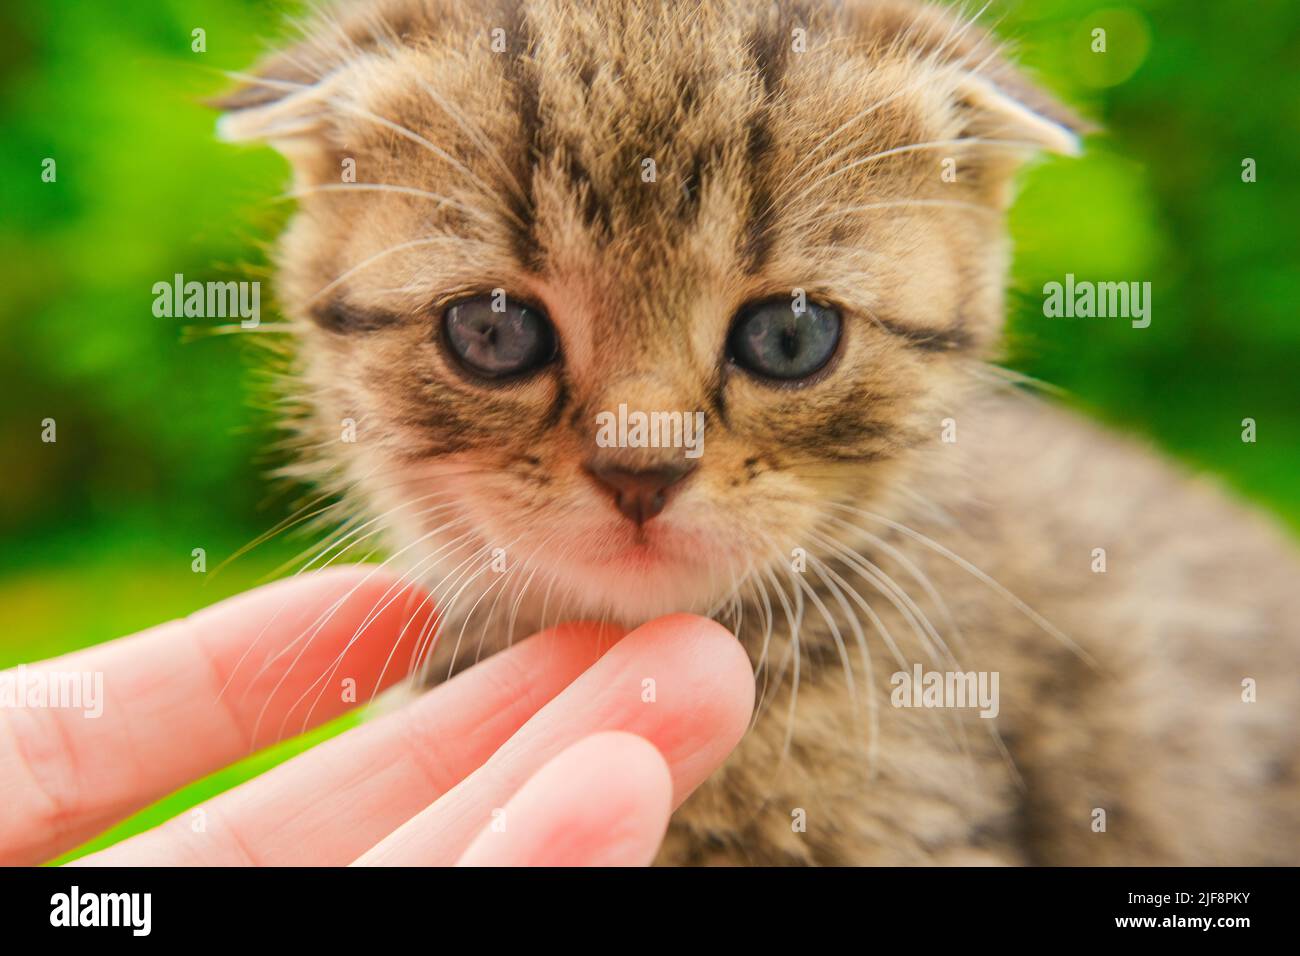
[443,295,557,379]
[728,299,842,381]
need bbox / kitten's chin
[565,552,728,623]
[538,524,749,624]
[388,503,750,629]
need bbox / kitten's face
[222,0,1078,625]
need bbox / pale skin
[0,567,755,866]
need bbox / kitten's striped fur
[219,0,1300,864]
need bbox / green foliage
[999,0,1300,522]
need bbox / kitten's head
[219,0,1081,626]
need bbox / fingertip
[574,730,674,811]
[626,612,756,726]
[456,731,673,867]
[289,565,440,660]
[213,564,435,631]
[602,613,754,805]
[189,566,439,744]
[307,564,435,614]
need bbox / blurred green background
[0,0,1296,860]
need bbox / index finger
[0,566,435,865]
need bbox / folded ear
[210,41,349,174]
[847,0,1092,159]
[215,78,334,147]
[954,71,1085,157]
[211,0,418,155]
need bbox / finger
[0,566,435,865]
[76,621,625,866]
[455,732,672,867]
[354,614,754,866]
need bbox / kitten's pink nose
[585,461,697,525]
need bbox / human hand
[0,567,754,866]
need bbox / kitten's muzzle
[584,460,697,526]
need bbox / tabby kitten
[218,0,1300,864]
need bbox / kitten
[218,0,1300,864]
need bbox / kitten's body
[662,391,1300,864]
[220,0,1300,864]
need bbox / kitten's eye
[727,300,842,381]
[442,295,557,380]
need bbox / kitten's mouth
[563,515,712,581]
[588,521,680,567]
[557,524,728,621]
[606,535,671,570]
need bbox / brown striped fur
[219,0,1300,864]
